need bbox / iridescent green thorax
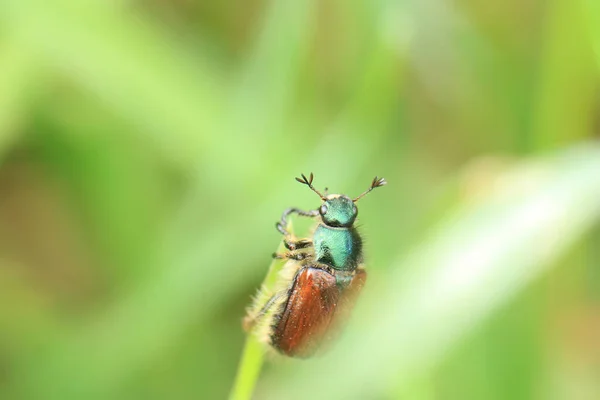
[313,224,362,271]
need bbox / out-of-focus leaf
[230,0,315,138]
[1,0,224,169]
[585,0,600,63]
[531,0,596,150]
[0,39,39,157]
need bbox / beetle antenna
[353,176,387,202]
[295,173,326,200]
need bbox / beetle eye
[320,204,328,215]
[352,204,357,214]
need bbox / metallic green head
[319,195,357,227]
[295,173,387,227]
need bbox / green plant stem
[229,233,290,400]
[228,333,265,400]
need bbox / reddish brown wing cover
[272,267,340,358]
[271,267,367,358]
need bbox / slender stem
[229,227,292,400]
[228,332,265,400]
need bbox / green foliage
[0,0,599,398]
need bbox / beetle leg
[284,238,313,251]
[272,251,311,261]
[275,208,319,236]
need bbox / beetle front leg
[275,208,319,236]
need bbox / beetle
[244,173,386,358]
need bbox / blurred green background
[1,0,600,399]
